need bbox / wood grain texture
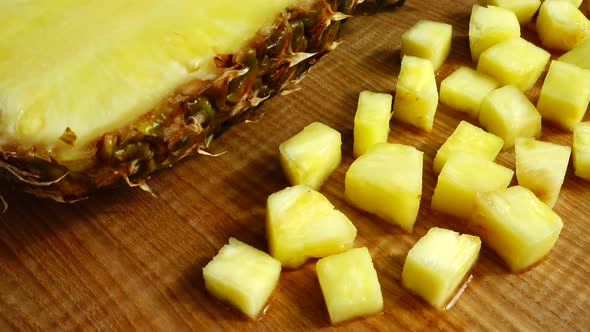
[1,1,590,330]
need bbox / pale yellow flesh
[536,1,590,51]
[0,0,297,149]
[559,39,590,70]
[353,91,393,158]
[401,20,453,71]
[481,0,541,25]
[469,5,520,62]
[439,66,499,118]
[573,122,590,180]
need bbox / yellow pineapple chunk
[203,238,281,320]
[472,186,564,272]
[353,91,393,158]
[481,0,541,25]
[573,122,590,180]
[478,85,542,150]
[393,56,439,132]
[477,37,551,92]
[536,0,590,51]
[469,5,521,62]
[401,20,453,71]
[515,138,571,208]
[431,154,513,219]
[439,67,499,118]
[559,39,590,70]
[402,227,481,309]
[279,122,342,190]
[266,185,357,268]
[345,143,423,232]
[316,247,383,324]
[433,121,504,174]
[547,0,583,7]
[536,60,590,131]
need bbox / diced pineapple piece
[559,39,590,70]
[472,186,564,272]
[469,5,521,62]
[536,0,590,51]
[345,143,423,232]
[478,85,542,150]
[536,60,590,131]
[431,154,513,219]
[316,247,383,324]
[515,138,571,208]
[439,67,499,118]
[353,91,393,158]
[393,56,438,132]
[266,185,357,268]
[401,20,453,71]
[433,121,504,174]
[203,238,281,320]
[477,37,551,92]
[546,0,583,8]
[573,122,590,180]
[481,0,541,25]
[279,122,342,190]
[402,228,481,309]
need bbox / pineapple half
[0,0,362,202]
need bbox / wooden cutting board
[1,1,589,330]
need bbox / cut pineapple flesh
[316,247,383,324]
[433,121,504,174]
[573,122,590,180]
[353,91,393,158]
[439,67,499,118]
[515,138,571,208]
[469,5,521,63]
[480,0,541,25]
[203,238,281,320]
[401,20,453,71]
[280,122,342,190]
[472,186,564,272]
[559,39,590,70]
[402,227,481,309]
[266,185,357,268]
[345,143,423,232]
[536,0,590,51]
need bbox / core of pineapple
[472,186,564,273]
[0,0,361,201]
[515,138,571,208]
[345,143,423,233]
[393,56,439,132]
[573,122,590,180]
[431,154,513,220]
[480,0,541,25]
[559,39,590,70]
[279,122,342,190]
[202,237,281,320]
[402,227,481,309]
[478,85,542,150]
[266,185,357,268]
[401,20,453,71]
[439,67,499,118]
[536,60,590,131]
[433,121,504,174]
[353,91,393,158]
[469,5,521,63]
[477,37,551,92]
[316,247,383,324]
[536,0,590,51]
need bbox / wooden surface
[1,1,590,330]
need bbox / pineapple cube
[547,0,583,7]
[431,154,513,219]
[402,228,481,309]
[469,5,521,62]
[472,186,564,272]
[536,60,590,131]
[480,0,541,25]
[559,39,590,70]
[279,122,342,190]
[316,247,383,324]
[478,85,542,150]
[537,0,590,51]
[401,20,453,71]
[439,67,499,118]
[266,185,357,268]
[203,238,281,320]
[477,37,551,92]
[433,121,504,174]
[393,56,439,132]
[353,91,393,158]
[573,122,590,180]
[345,143,423,232]
[515,138,571,208]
